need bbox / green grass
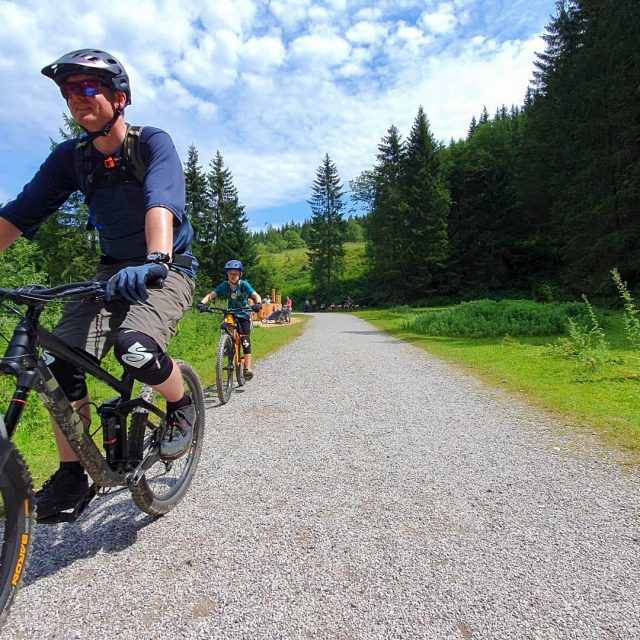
[356,307,640,457]
[7,311,308,488]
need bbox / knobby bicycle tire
[0,443,34,627]
[128,360,205,516]
[216,333,234,404]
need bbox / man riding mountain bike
[0,49,198,519]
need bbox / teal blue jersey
[214,279,256,318]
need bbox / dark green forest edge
[0,1,638,467]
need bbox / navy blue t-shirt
[0,126,197,278]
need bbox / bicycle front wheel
[216,333,234,404]
[0,442,34,626]
[128,360,205,517]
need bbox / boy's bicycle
[0,281,205,625]
[198,306,258,405]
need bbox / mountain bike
[198,306,257,405]
[0,281,205,626]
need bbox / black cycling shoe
[35,467,89,520]
[161,398,195,460]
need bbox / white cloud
[419,3,458,35]
[354,7,383,21]
[0,0,557,223]
[345,21,389,45]
[240,36,286,73]
[199,0,257,34]
[268,0,313,31]
[289,32,351,67]
[173,30,241,91]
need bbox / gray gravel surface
[4,312,640,639]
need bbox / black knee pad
[241,335,251,354]
[113,329,173,385]
[45,352,90,401]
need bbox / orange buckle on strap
[104,157,116,169]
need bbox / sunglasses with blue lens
[60,79,107,100]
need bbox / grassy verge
[356,308,640,457]
[9,311,308,488]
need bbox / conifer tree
[184,144,209,242]
[467,116,478,139]
[307,154,347,295]
[198,151,255,287]
[366,125,407,299]
[401,107,450,298]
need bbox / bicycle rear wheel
[216,333,234,404]
[128,360,205,517]
[0,442,34,626]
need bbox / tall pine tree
[366,125,408,300]
[184,144,209,242]
[401,107,450,298]
[194,151,255,288]
[307,154,347,296]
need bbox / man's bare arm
[0,218,23,251]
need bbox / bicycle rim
[128,360,205,516]
[0,443,34,627]
[216,333,234,404]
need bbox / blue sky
[0,0,557,230]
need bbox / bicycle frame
[221,313,242,367]
[0,303,162,487]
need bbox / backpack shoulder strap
[123,125,145,184]
[74,135,93,193]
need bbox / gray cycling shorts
[53,262,195,360]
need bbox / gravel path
[4,312,640,639]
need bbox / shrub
[386,305,414,316]
[611,268,640,350]
[548,295,612,372]
[401,299,591,338]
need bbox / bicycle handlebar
[198,305,255,315]
[0,281,107,306]
[0,275,167,307]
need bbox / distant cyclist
[198,260,262,380]
[0,49,198,519]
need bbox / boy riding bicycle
[198,260,262,380]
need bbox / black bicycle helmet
[224,260,244,272]
[41,49,131,105]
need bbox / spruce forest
[1,1,637,307]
